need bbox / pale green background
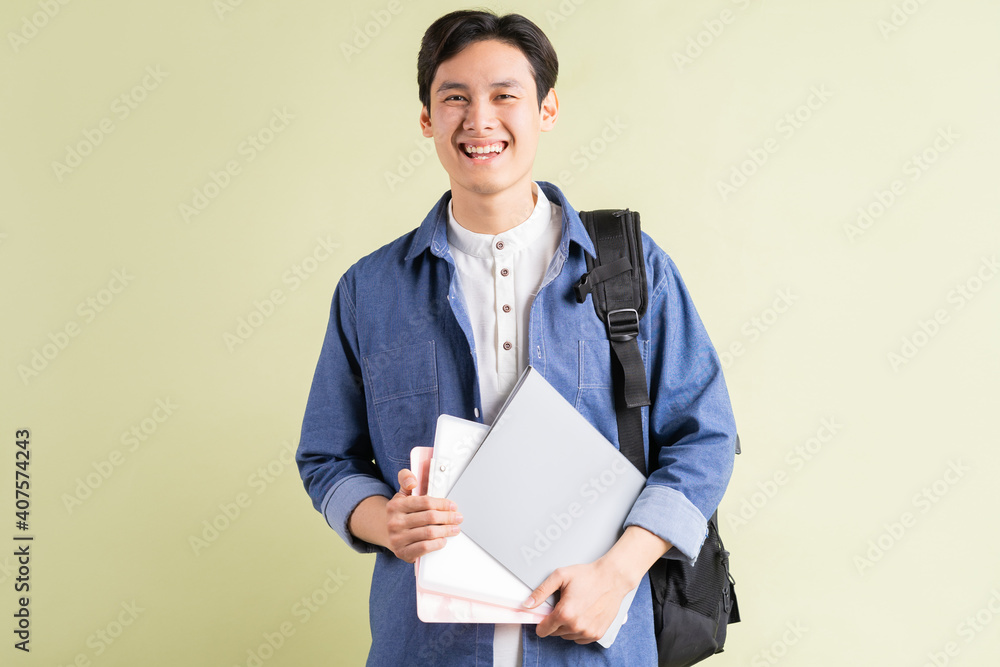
[2,0,999,665]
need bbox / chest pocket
[574,338,649,447]
[364,340,440,460]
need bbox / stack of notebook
[411,366,647,647]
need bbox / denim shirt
[296,181,737,666]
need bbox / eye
[444,95,467,102]
[496,94,515,100]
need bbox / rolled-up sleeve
[623,247,737,564]
[297,272,395,554]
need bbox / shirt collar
[404,181,596,262]
[445,182,553,259]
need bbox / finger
[535,611,568,639]
[540,619,595,643]
[535,617,558,638]
[398,468,417,494]
[523,571,563,609]
[407,522,463,543]
[394,489,456,511]
[387,513,462,551]
[393,519,463,561]
[389,492,453,515]
[396,536,449,563]
[393,502,462,526]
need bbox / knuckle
[425,525,449,541]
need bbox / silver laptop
[446,366,647,646]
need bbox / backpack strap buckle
[573,257,633,304]
[606,308,640,342]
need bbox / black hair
[417,9,558,114]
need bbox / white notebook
[417,415,556,612]
[446,366,648,647]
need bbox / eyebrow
[435,79,524,95]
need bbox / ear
[539,88,559,132]
[419,105,433,138]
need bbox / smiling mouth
[460,141,508,161]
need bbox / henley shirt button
[503,341,512,351]
[496,240,504,250]
[502,304,511,313]
[500,268,509,277]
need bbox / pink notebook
[410,446,551,624]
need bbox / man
[296,9,736,666]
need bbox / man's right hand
[384,468,463,563]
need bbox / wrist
[347,494,391,549]
[603,525,672,588]
[598,550,642,591]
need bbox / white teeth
[464,142,504,155]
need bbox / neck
[450,179,538,235]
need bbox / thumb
[523,570,563,609]
[398,468,417,495]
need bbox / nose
[463,98,497,132]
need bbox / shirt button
[502,304,511,313]
[500,268,510,277]
[503,341,512,351]
[496,240,504,250]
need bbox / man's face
[420,39,558,200]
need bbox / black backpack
[573,208,740,666]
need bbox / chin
[453,174,508,196]
[466,180,507,195]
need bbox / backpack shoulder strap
[573,208,651,476]
[576,209,744,640]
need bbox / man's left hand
[521,525,672,644]
[522,556,634,644]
